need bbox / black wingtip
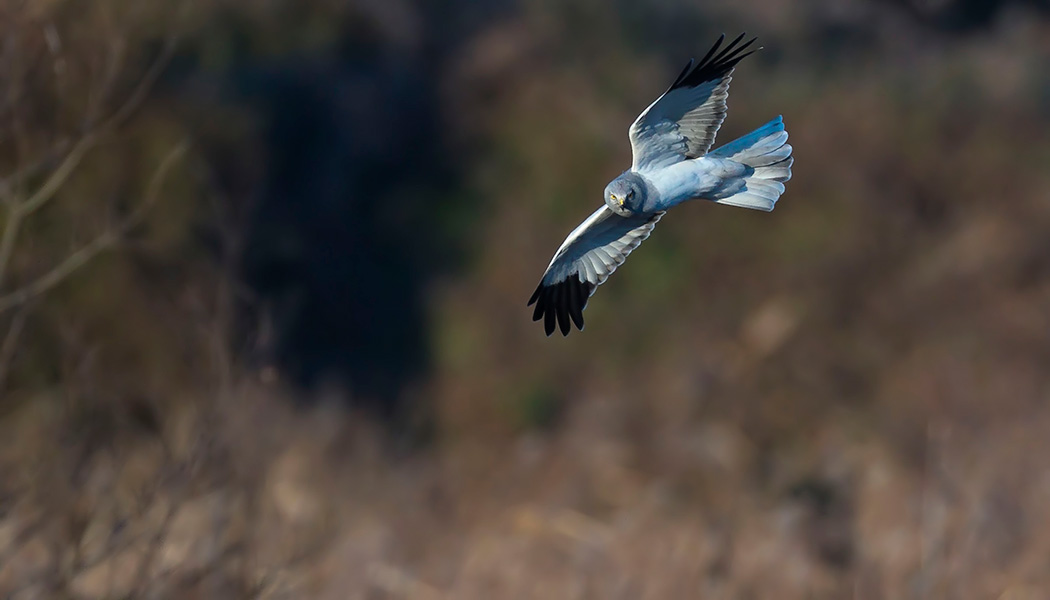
[528,276,593,337]
[669,32,760,92]
[699,33,725,63]
[669,58,695,90]
[527,283,542,307]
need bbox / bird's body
[529,33,793,336]
[618,157,748,212]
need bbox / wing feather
[528,206,664,336]
[629,33,758,172]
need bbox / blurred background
[2,0,1050,598]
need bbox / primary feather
[528,207,663,336]
[629,33,757,172]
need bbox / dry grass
[3,380,1050,599]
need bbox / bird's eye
[627,190,634,198]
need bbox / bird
[528,33,793,336]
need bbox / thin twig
[0,207,23,288]
[13,35,177,220]
[120,141,189,229]
[17,132,99,218]
[0,141,188,315]
[82,37,127,130]
[0,138,72,202]
[0,300,31,390]
[104,37,176,131]
[0,230,118,314]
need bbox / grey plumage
[529,34,793,336]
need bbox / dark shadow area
[171,5,510,420]
[883,0,1050,32]
[238,57,441,416]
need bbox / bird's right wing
[528,206,664,336]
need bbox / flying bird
[528,33,793,336]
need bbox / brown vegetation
[2,0,1050,598]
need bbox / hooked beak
[617,197,625,208]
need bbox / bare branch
[0,138,72,203]
[82,37,127,129]
[120,141,190,230]
[0,141,188,315]
[102,36,177,132]
[0,207,23,288]
[12,35,177,220]
[0,228,117,314]
[16,132,99,218]
[0,300,31,390]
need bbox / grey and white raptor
[528,33,793,336]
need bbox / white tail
[709,116,793,212]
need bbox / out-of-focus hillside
[2,0,1050,598]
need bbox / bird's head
[605,174,646,216]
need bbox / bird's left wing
[528,206,664,336]
[629,33,757,172]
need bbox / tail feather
[709,116,793,212]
